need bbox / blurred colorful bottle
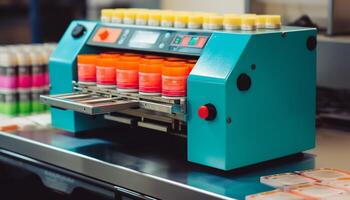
[40,50,50,88]
[31,88,45,113]
[0,51,17,91]
[2,92,18,116]
[30,51,45,89]
[0,93,4,114]
[16,51,32,89]
[18,90,31,115]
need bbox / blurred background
[0,0,350,126]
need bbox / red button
[198,106,209,119]
[92,27,122,43]
[99,30,109,40]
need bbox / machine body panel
[188,29,316,170]
[45,20,316,170]
[49,21,112,132]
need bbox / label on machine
[171,34,208,48]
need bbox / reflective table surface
[0,127,347,200]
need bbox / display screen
[129,31,160,46]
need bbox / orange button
[92,27,122,43]
[99,30,109,40]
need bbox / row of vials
[100,8,282,31]
[0,43,56,116]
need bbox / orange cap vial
[116,56,141,92]
[162,61,190,97]
[77,54,98,85]
[96,57,118,87]
[139,60,163,95]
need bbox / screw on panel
[307,36,317,51]
[281,32,287,38]
[237,73,251,91]
[251,64,256,70]
[226,117,232,124]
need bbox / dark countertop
[0,127,348,200]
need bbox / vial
[116,55,141,93]
[265,15,282,29]
[256,15,267,29]
[241,16,256,31]
[123,9,137,25]
[161,11,175,27]
[96,57,118,88]
[148,10,162,26]
[206,15,223,30]
[174,12,189,28]
[15,51,32,90]
[77,54,98,85]
[223,14,241,31]
[101,9,114,23]
[0,51,17,91]
[188,14,203,29]
[135,11,149,26]
[111,9,125,24]
[139,58,163,95]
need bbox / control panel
[87,25,211,56]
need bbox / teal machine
[41,20,316,170]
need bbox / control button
[237,73,251,91]
[92,27,122,43]
[118,39,125,45]
[159,43,165,48]
[188,37,199,46]
[173,35,183,45]
[198,104,217,121]
[164,32,171,39]
[99,30,109,40]
[71,24,86,38]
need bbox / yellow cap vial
[223,14,241,31]
[111,9,125,24]
[136,11,149,26]
[174,13,189,28]
[202,13,217,29]
[188,14,203,29]
[255,15,267,29]
[265,15,281,29]
[241,16,256,31]
[101,9,114,23]
[148,10,162,26]
[123,9,137,25]
[161,12,175,27]
[206,15,223,30]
